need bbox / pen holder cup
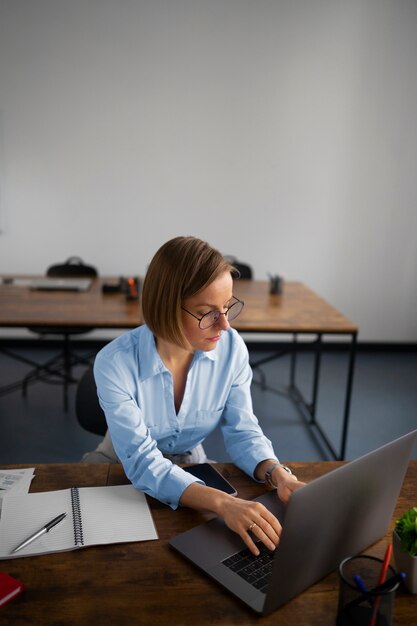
[269,275,283,295]
[336,555,399,626]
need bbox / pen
[11,512,67,554]
[370,571,406,593]
[353,575,372,606]
[369,544,393,626]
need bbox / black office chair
[75,367,107,436]
[225,256,253,280]
[22,256,98,411]
[226,257,269,386]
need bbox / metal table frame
[249,330,357,460]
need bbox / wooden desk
[1,462,415,626]
[0,276,141,329]
[233,280,357,334]
[0,277,357,459]
[0,276,356,333]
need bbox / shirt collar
[139,326,217,380]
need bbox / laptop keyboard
[222,542,274,593]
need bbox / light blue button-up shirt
[94,325,277,509]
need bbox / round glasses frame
[181,297,244,330]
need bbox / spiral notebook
[0,484,158,559]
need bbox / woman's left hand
[272,467,305,504]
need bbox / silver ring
[248,522,257,532]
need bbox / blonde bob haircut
[142,236,234,349]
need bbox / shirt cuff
[159,466,204,510]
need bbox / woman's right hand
[180,482,281,556]
[219,494,281,556]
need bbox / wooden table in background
[1,461,415,626]
[0,277,355,333]
[0,275,142,329]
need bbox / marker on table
[11,513,66,554]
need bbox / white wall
[0,0,416,342]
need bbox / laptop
[29,278,92,292]
[170,429,417,615]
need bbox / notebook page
[0,489,74,558]
[79,485,158,546]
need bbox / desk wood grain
[0,277,357,334]
[1,462,415,625]
[232,281,357,334]
[0,276,142,328]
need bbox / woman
[90,236,303,555]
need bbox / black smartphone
[182,463,237,496]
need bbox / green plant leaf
[395,507,417,557]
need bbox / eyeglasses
[182,297,244,330]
